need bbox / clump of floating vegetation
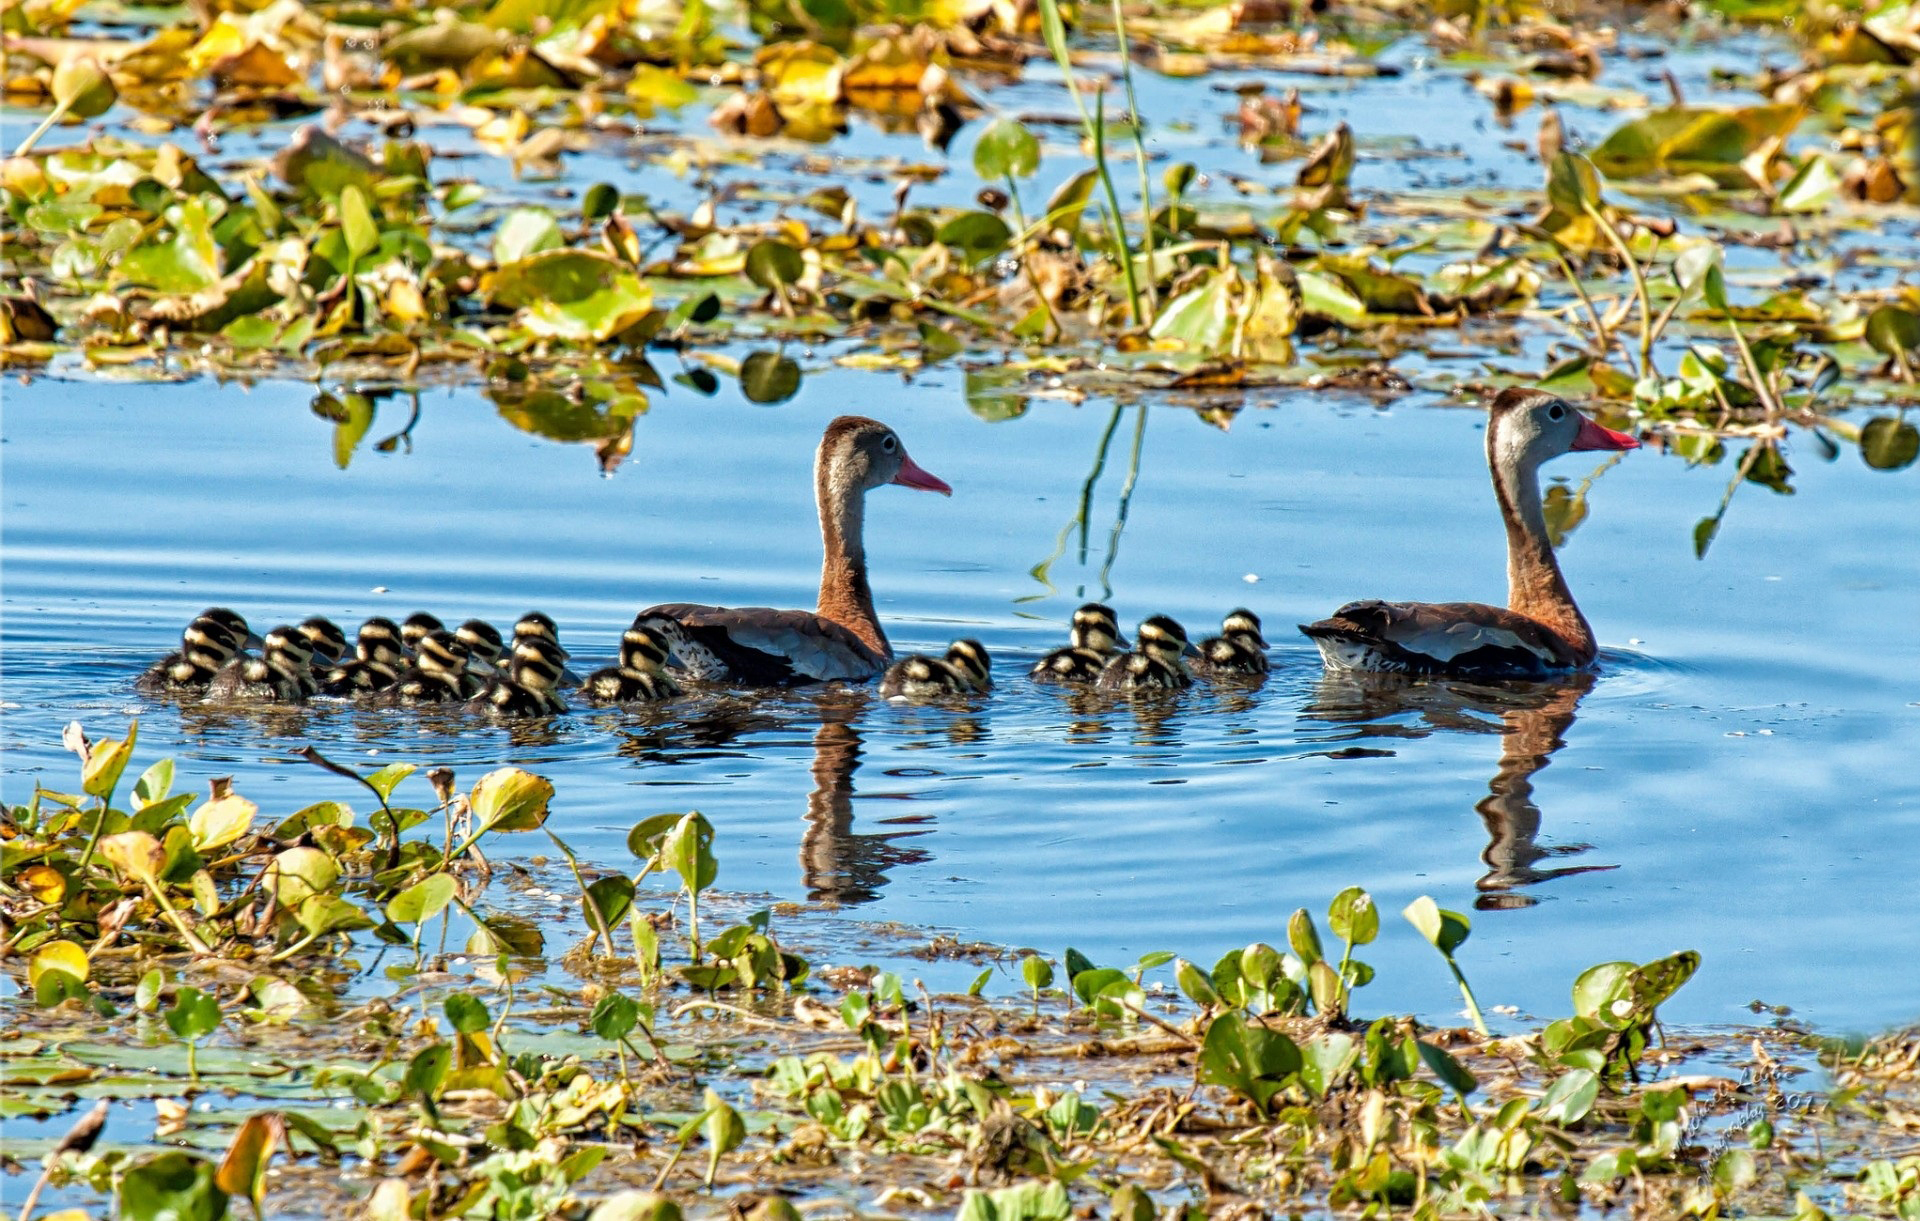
[4,722,1918,1218]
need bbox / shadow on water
[1301,671,1615,909]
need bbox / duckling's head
[415,630,471,675]
[944,638,992,688]
[297,617,349,666]
[456,619,505,663]
[356,617,406,665]
[619,626,673,674]
[184,608,249,657]
[401,612,446,651]
[1136,615,1191,663]
[819,416,952,501]
[1221,608,1266,648]
[1070,603,1121,653]
[510,636,567,690]
[513,612,566,656]
[262,625,315,672]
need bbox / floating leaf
[119,1152,227,1221]
[489,250,654,342]
[740,350,802,404]
[386,872,457,925]
[30,940,89,1003]
[1861,416,1919,470]
[973,117,1041,180]
[165,987,222,1041]
[744,240,805,293]
[1590,104,1801,183]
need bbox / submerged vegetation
[5,725,1919,1218]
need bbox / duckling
[513,611,581,685]
[296,617,350,670]
[401,612,446,656]
[455,619,506,669]
[582,625,682,704]
[1030,602,1122,684]
[319,616,406,696]
[1192,608,1270,677]
[206,625,316,702]
[474,635,570,716]
[1096,615,1194,692]
[136,607,254,693]
[881,638,994,699]
[384,630,483,704]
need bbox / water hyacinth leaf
[339,185,377,263]
[118,197,223,295]
[1865,307,1920,359]
[1540,1067,1600,1124]
[701,1088,746,1187]
[444,993,490,1034]
[470,767,553,832]
[1071,966,1128,1006]
[1308,960,1345,1016]
[405,1042,451,1098]
[1630,950,1701,1012]
[662,811,717,895]
[581,182,621,221]
[1175,958,1220,1008]
[493,206,564,265]
[1777,153,1840,214]
[588,1193,683,1221]
[973,117,1041,180]
[1403,896,1471,955]
[1672,243,1722,304]
[1296,268,1367,327]
[1149,270,1234,354]
[101,831,166,885]
[744,240,805,293]
[936,212,1012,265]
[1042,168,1099,237]
[1545,152,1602,217]
[1021,954,1054,991]
[489,250,654,342]
[30,940,89,1002]
[118,1151,228,1221]
[740,350,802,404]
[82,724,137,798]
[1417,1040,1477,1097]
[1328,886,1378,945]
[1572,961,1638,1026]
[1287,908,1324,965]
[361,763,415,803]
[265,846,339,908]
[214,1112,282,1214]
[166,987,221,1041]
[1197,1011,1301,1112]
[591,993,640,1041]
[386,872,456,925]
[1299,1032,1357,1097]
[1861,417,1919,470]
[585,875,635,927]
[52,53,117,118]
[133,758,175,808]
[1591,104,1801,180]
[957,1182,1070,1221]
[188,792,256,852]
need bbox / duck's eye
[1546,403,1566,421]
[882,434,898,452]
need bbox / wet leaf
[1403,896,1470,955]
[119,1151,227,1221]
[470,767,553,832]
[1861,416,1919,470]
[165,987,221,1041]
[82,723,137,798]
[744,240,805,293]
[214,1113,281,1213]
[489,251,654,342]
[1590,105,1801,183]
[386,873,456,925]
[974,118,1041,180]
[30,940,89,1001]
[1328,887,1378,946]
[188,792,256,852]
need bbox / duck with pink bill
[1300,387,1641,680]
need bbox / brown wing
[1299,600,1580,678]
[640,603,887,685]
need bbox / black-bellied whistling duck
[320,616,406,696]
[640,416,951,685]
[207,625,316,702]
[1300,387,1640,679]
[582,624,682,704]
[1192,608,1269,677]
[1030,602,1121,683]
[881,638,992,698]
[137,607,255,693]
[1097,615,1195,691]
[474,635,570,716]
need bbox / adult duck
[640,416,951,685]
[1300,388,1639,679]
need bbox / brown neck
[1489,441,1595,664]
[815,454,889,658]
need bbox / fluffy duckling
[514,611,582,685]
[319,616,406,696]
[384,630,483,704]
[456,619,506,669]
[296,617,349,670]
[206,625,316,702]
[401,612,446,656]
[1030,602,1122,684]
[474,635,570,716]
[137,607,254,693]
[881,639,993,699]
[1192,608,1270,677]
[582,625,682,704]
[1096,615,1194,692]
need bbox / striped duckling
[881,639,993,699]
[296,617,349,672]
[384,630,483,704]
[1192,608,1270,677]
[320,616,407,696]
[137,607,254,693]
[1029,602,1121,684]
[206,624,316,702]
[456,619,506,670]
[401,612,446,657]
[513,612,581,686]
[1096,615,1195,692]
[582,624,682,705]
[475,635,570,716]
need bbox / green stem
[1108,0,1157,320]
[144,878,212,955]
[12,99,71,158]
[1445,956,1488,1037]
[1583,200,1655,378]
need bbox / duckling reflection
[1302,671,1613,906]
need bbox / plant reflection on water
[1301,670,1616,910]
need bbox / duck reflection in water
[1302,670,1615,908]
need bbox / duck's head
[819,416,951,501]
[401,613,446,652]
[262,625,315,672]
[1070,602,1121,653]
[1488,388,1638,474]
[513,612,566,657]
[297,617,349,667]
[944,638,992,688]
[1221,608,1266,649]
[1136,615,1192,664]
[619,625,673,674]
[510,636,567,691]
[415,630,471,675]
[356,617,406,665]
[456,618,504,658]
